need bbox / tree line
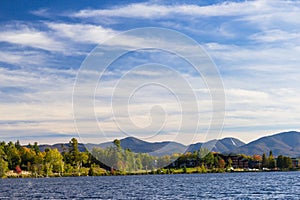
[0,138,296,178]
[261,151,293,169]
[0,138,105,178]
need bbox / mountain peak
[37,131,300,157]
[232,131,300,157]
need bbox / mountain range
[231,131,300,157]
[37,131,300,157]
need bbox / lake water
[0,171,299,199]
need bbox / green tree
[140,153,154,171]
[0,145,6,160]
[268,151,276,169]
[283,156,292,169]
[64,163,74,174]
[201,163,207,173]
[124,148,134,172]
[15,140,21,150]
[214,156,220,168]
[227,158,232,169]
[262,153,268,168]
[203,152,214,169]
[135,154,143,171]
[44,148,64,175]
[19,147,36,171]
[0,146,8,177]
[33,142,40,154]
[113,139,121,149]
[32,152,45,177]
[105,146,119,170]
[157,155,171,169]
[67,138,90,175]
[5,142,21,169]
[69,138,80,165]
[0,158,8,178]
[197,148,210,161]
[277,155,284,169]
[79,152,89,168]
[89,163,107,176]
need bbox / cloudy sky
[1,0,300,145]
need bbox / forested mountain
[33,131,300,157]
[232,131,300,157]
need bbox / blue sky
[1,0,300,144]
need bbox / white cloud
[222,86,300,142]
[2,0,300,144]
[226,89,269,101]
[30,8,51,18]
[250,29,300,42]
[0,67,75,116]
[70,0,300,32]
[202,41,300,142]
[72,1,266,19]
[46,22,117,44]
[0,25,66,52]
[241,1,300,27]
[70,1,300,45]
[0,51,46,66]
[204,42,300,69]
[2,58,300,144]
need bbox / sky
[1,0,300,145]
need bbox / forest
[0,138,295,178]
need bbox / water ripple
[0,172,299,199]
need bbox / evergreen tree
[277,155,284,169]
[203,152,214,169]
[15,140,21,150]
[113,139,121,149]
[283,156,292,169]
[268,151,276,169]
[33,142,40,154]
[69,138,80,166]
[262,153,268,168]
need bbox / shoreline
[2,168,299,179]
[1,138,299,179]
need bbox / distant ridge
[36,143,87,153]
[231,131,300,157]
[95,137,186,156]
[187,137,245,153]
[33,131,300,157]
[122,137,186,154]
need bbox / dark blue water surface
[0,171,299,199]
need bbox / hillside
[33,131,300,157]
[97,137,186,156]
[187,137,245,153]
[232,131,300,157]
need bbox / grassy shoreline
[3,167,299,179]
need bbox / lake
[0,172,299,199]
